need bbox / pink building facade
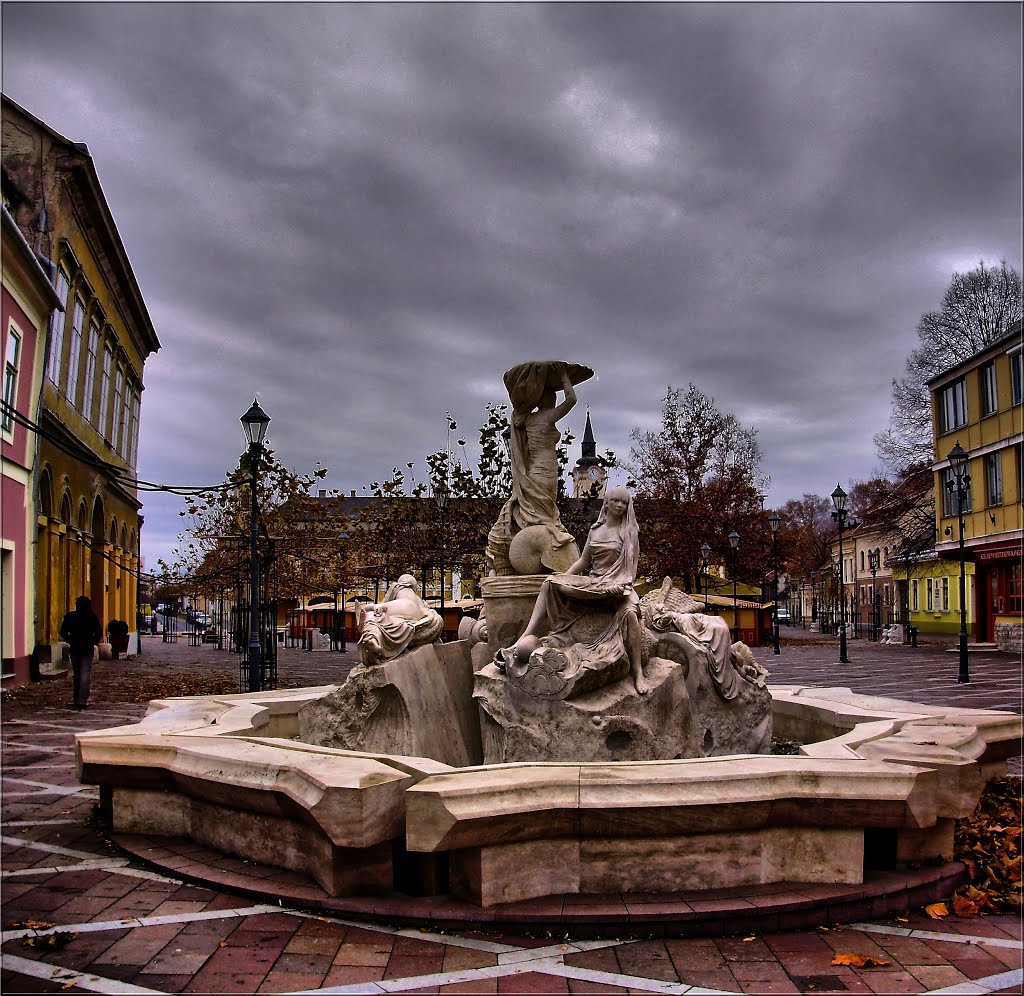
[2,204,62,686]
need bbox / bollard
[909,626,919,648]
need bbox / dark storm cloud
[2,2,1020,566]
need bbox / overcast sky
[3,2,1021,571]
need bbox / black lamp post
[947,441,971,684]
[240,398,270,693]
[831,484,851,664]
[700,542,711,611]
[868,547,880,641]
[436,484,447,641]
[768,511,781,655]
[728,530,740,640]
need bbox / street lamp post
[436,485,447,642]
[728,531,740,641]
[768,511,781,655]
[831,484,852,664]
[700,542,711,611]
[868,547,880,641]
[240,399,270,693]
[947,441,971,684]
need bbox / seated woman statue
[497,486,650,697]
[356,574,443,667]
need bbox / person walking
[59,595,103,709]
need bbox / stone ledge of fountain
[76,677,1021,908]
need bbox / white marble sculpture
[356,574,444,666]
[486,360,593,576]
[494,486,649,699]
[640,577,768,697]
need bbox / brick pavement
[2,632,1021,994]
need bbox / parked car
[776,606,791,625]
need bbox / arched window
[109,518,118,544]
[60,491,72,525]
[78,500,88,531]
[119,523,127,548]
[39,468,53,518]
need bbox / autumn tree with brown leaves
[626,385,769,593]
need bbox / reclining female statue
[496,486,650,697]
[356,574,443,666]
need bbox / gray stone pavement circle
[2,634,1022,994]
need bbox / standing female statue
[486,360,593,576]
[497,486,650,697]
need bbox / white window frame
[112,365,125,454]
[912,580,919,612]
[1011,348,1023,406]
[3,324,21,434]
[65,298,84,405]
[82,322,99,423]
[979,361,998,417]
[939,378,968,433]
[98,347,113,439]
[48,269,70,385]
[926,578,934,612]
[941,576,949,612]
[985,451,1003,507]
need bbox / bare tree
[876,260,1021,471]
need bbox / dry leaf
[22,932,76,951]
[925,902,949,919]
[952,895,978,916]
[832,953,892,968]
[742,936,757,941]
[9,919,56,931]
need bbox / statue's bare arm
[551,369,577,422]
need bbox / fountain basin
[76,678,1020,907]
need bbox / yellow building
[2,95,161,660]
[928,321,1022,652]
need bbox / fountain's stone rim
[76,683,1021,912]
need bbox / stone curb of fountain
[107,829,968,939]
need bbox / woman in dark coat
[59,596,103,709]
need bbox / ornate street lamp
[947,441,971,684]
[831,484,852,664]
[768,511,781,655]
[728,530,740,640]
[240,398,270,693]
[867,547,880,641]
[700,542,712,611]
[436,484,447,641]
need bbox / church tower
[571,409,608,498]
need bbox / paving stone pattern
[2,633,1021,993]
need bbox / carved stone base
[480,574,548,657]
[474,657,699,764]
[298,641,483,767]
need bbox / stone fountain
[76,361,1022,917]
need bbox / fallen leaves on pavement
[949,775,1022,915]
[832,953,892,967]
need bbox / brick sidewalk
[2,634,1021,994]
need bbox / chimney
[318,489,326,498]
[350,490,356,498]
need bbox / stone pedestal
[480,574,547,657]
[474,657,698,763]
[299,641,483,767]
